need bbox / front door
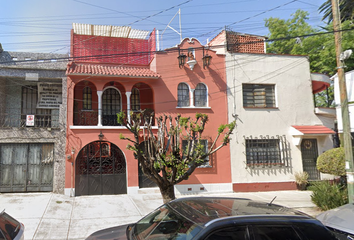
[0,143,54,192]
[75,141,127,196]
[301,139,320,180]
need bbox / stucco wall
[225,53,334,185]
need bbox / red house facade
[65,23,231,196]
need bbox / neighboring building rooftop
[73,23,151,39]
[0,50,68,70]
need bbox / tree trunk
[159,184,176,203]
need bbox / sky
[0,0,327,54]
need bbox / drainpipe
[70,148,75,197]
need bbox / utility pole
[331,0,354,203]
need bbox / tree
[319,0,354,24]
[265,10,354,107]
[117,110,236,203]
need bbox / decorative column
[190,89,195,107]
[126,92,131,123]
[97,91,103,127]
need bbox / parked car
[86,197,337,240]
[0,210,25,240]
[317,203,354,240]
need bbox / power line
[1,26,353,65]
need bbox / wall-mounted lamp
[71,147,75,155]
[202,47,212,69]
[98,131,104,140]
[177,47,187,68]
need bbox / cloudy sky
[1,0,325,53]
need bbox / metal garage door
[0,143,54,192]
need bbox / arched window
[194,83,207,107]
[102,88,121,126]
[177,83,190,107]
[83,86,92,110]
[131,88,140,111]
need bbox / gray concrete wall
[0,51,68,194]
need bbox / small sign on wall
[37,83,62,109]
[26,115,35,126]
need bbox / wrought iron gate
[0,143,54,192]
[75,141,127,196]
[138,164,157,188]
[301,139,320,180]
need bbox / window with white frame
[177,83,190,107]
[243,84,275,108]
[182,139,210,167]
[194,83,207,107]
[131,88,140,111]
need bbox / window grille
[131,88,140,111]
[244,135,289,167]
[83,86,92,110]
[177,83,190,107]
[21,86,51,127]
[243,84,275,108]
[194,83,207,107]
[102,88,121,126]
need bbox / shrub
[294,171,309,190]
[308,181,348,211]
[317,147,346,176]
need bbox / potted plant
[294,171,309,190]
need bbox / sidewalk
[0,190,321,240]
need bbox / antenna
[268,196,277,206]
[160,9,182,50]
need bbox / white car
[0,210,25,240]
[317,203,354,240]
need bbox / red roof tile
[292,125,335,134]
[66,62,160,79]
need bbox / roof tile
[67,62,160,78]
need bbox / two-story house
[65,23,231,196]
[0,47,68,194]
[209,30,336,192]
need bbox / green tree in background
[265,10,354,107]
[319,0,354,23]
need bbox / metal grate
[75,141,127,196]
[244,135,290,167]
[243,84,275,108]
[21,86,52,128]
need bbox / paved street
[0,190,321,240]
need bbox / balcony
[0,113,59,129]
[73,108,155,127]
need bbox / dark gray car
[317,203,354,240]
[86,197,337,240]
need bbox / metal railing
[73,109,155,126]
[0,113,59,128]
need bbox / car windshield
[133,204,202,240]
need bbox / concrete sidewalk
[0,190,322,240]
